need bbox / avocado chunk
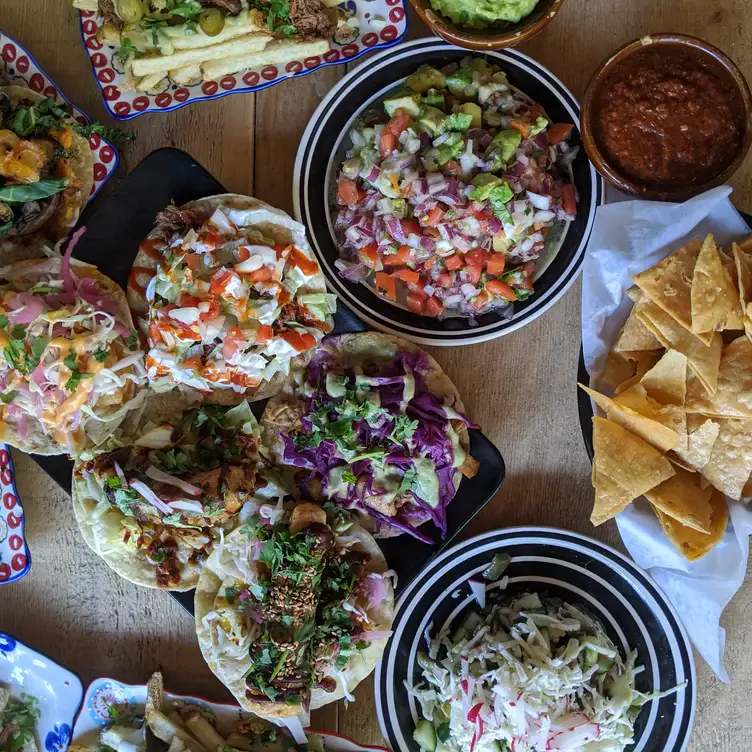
[422,88,446,109]
[383,92,422,118]
[405,64,446,93]
[470,58,493,77]
[485,128,523,171]
[413,720,437,752]
[445,66,474,99]
[420,105,447,135]
[441,111,473,133]
[459,102,482,128]
[432,132,464,166]
[469,175,514,221]
[469,173,505,201]
[529,115,549,137]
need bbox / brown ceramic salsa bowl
[408,0,566,51]
[580,33,752,201]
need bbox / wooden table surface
[1,1,752,749]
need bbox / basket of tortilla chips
[580,233,752,561]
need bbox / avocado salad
[334,57,578,319]
[408,590,684,752]
[428,0,539,29]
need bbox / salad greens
[0,690,40,752]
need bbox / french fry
[183,711,226,752]
[164,11,265,49]
[146,709,207,752]
[170,64,202,86]
[132,34,272,77]
[135,72,168,92]
[201,39,330,80]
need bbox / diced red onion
[533,210,555,223]
[533,133,548,149]
[168,499,206,514]
[145,464,203,496]
[461,283,479,298]
[113,460,128,488]
[62,226,86,296]
[419,235,436,252]
[423,284,435,296]
[129,479,173,515]
[489,217,502,234]
[433,132,452,147]
[386,218,406,243]
[6,292,44,324]
[444,294,462,307]
[527,192,553,210]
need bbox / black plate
[295,38,605,346]
[376,528,696,752]
[576,210,752,461]
[31,148,505,611]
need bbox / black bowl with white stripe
[376,527,695,752]
[293,38,604,346]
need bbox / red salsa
[595,45,744,189]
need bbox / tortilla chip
[637,300,722,395]
[591,464,635,526]
[602,351,637,387]
[639,349,687,406]
[652,488,728,561]
[613,351,663,394]
[580,384,681,453]
[701,418,752,500]
[613,300,663,353]
[632,237,713,344]
[684,335,752,419]
[591,416,675,514]
[645,466,712,533]
[672,417,720,472]
[691,235,739,334]
[731,242,752,338]
[625,286,641,303]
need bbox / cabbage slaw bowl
[294,38,604,346]
[375,527,696,752]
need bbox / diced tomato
[359,243,380,269]
[407,293,425,314]
[179,293,201,307]
[386,110,411,137]
[425,296,443,317]
[383,245,412,266]
[209,268,237,294]
[185,253,202,270]
[521,261,536,276]
[487,279,518,301]
[407,278,426,295]
[561,184,577,215]
[444,254,464,271]
[472,290,493,310]
[337,179,360,207]
[256,324,273,343]
[510,119,531,138]
[391,269,420,284]
[401,219,422,237]
[199,297,221,321]
[148,322,162,345]
[547,123,574,144]
[441,160,461,176]
[248,266,274,283]
[437,272,453,288]
[375,272,397,301]
[280,329,315,352]
[237,246,251,262]
[423,256,436,271]
[203,230,223,250]
[289,246,319,276]
[465,249,488,268]
[379,130,396,157]
[463,264,482,285]
[223,326,245,360]
[423,206,444,227]
[486,253,507,276]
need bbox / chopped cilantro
[93,344,109,363]
[0,390,17,404]
[127,330,140,350]
[0,314,7,328]
[72,122,135,145]
[10,324,25,339]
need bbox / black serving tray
[576,209,752,463]
[32,148,506,611]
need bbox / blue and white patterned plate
[74,677,390,752]
[0,633,84,752]
[0,27,120,584]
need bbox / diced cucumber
[413,719,437,752]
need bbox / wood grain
[1,1,752,750]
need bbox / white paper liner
[581,185,752,681]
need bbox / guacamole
[429,0,539,28]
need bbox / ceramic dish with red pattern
[72,0,407,120]
[0,26,119,584]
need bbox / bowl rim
[292,37,605,346]
[580,32,752,202]
[406,0,566,50]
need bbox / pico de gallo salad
[409,589,683,752]
[334,57,579,318]
[0,232,147,455]
[139,202,337,395]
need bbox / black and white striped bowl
[293,38,605,346]
[375,527,696,752]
